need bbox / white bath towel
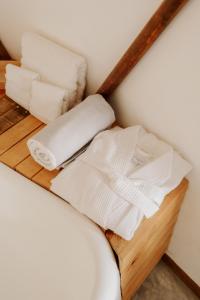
[5,64,39,110]
[30,80,65,124]
[51,126,192,240]
[27,94,115,170]
[21,32,87,110]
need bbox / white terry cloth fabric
[30,80,65,124]
[0,163,121,300]
[5,64,39,110]
[27,94,115,171]
[51,126,192,240]
[21,32,87,110]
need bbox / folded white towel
[51,126,192,240]
[21,32,87,110]
[5,64,39,110]
[30,80,65,124]
[27,94,115,170]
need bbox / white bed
[0,163,121,300]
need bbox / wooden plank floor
[0,90,188,300]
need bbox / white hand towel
[5,64,39,110]
[30,80,65,124]
[51,126,192,240]
[27,94,115,170]
[21,32,87,110]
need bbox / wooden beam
[0,41,11,60]
[97,0,190,98]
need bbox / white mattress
[0,163,121,300]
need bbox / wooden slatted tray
[0,91,188,299]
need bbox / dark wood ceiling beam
[97,0,190,98]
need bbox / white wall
[0,0,199,285]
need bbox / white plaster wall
[0,0,199,285]
[111,1,200,285]
[0,0,161,92]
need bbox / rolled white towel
[5,64,39,110]
[27,94,115,170]
[21,32,87,110]
[30,80,65,124]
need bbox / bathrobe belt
[79,127,174,218]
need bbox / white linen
[21,32,87,110]
[51,126,192,240]
[0,163,121,300]
[30,80,65,124]
[27,94,115,170]
[5,64,39,110]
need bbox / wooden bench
[0,91,188,299]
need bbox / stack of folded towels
[5,32,87,123]
[27,94,192,240]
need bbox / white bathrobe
[51,126,192,240]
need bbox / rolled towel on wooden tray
[27,94,115,170]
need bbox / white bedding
[0,163,121,300]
